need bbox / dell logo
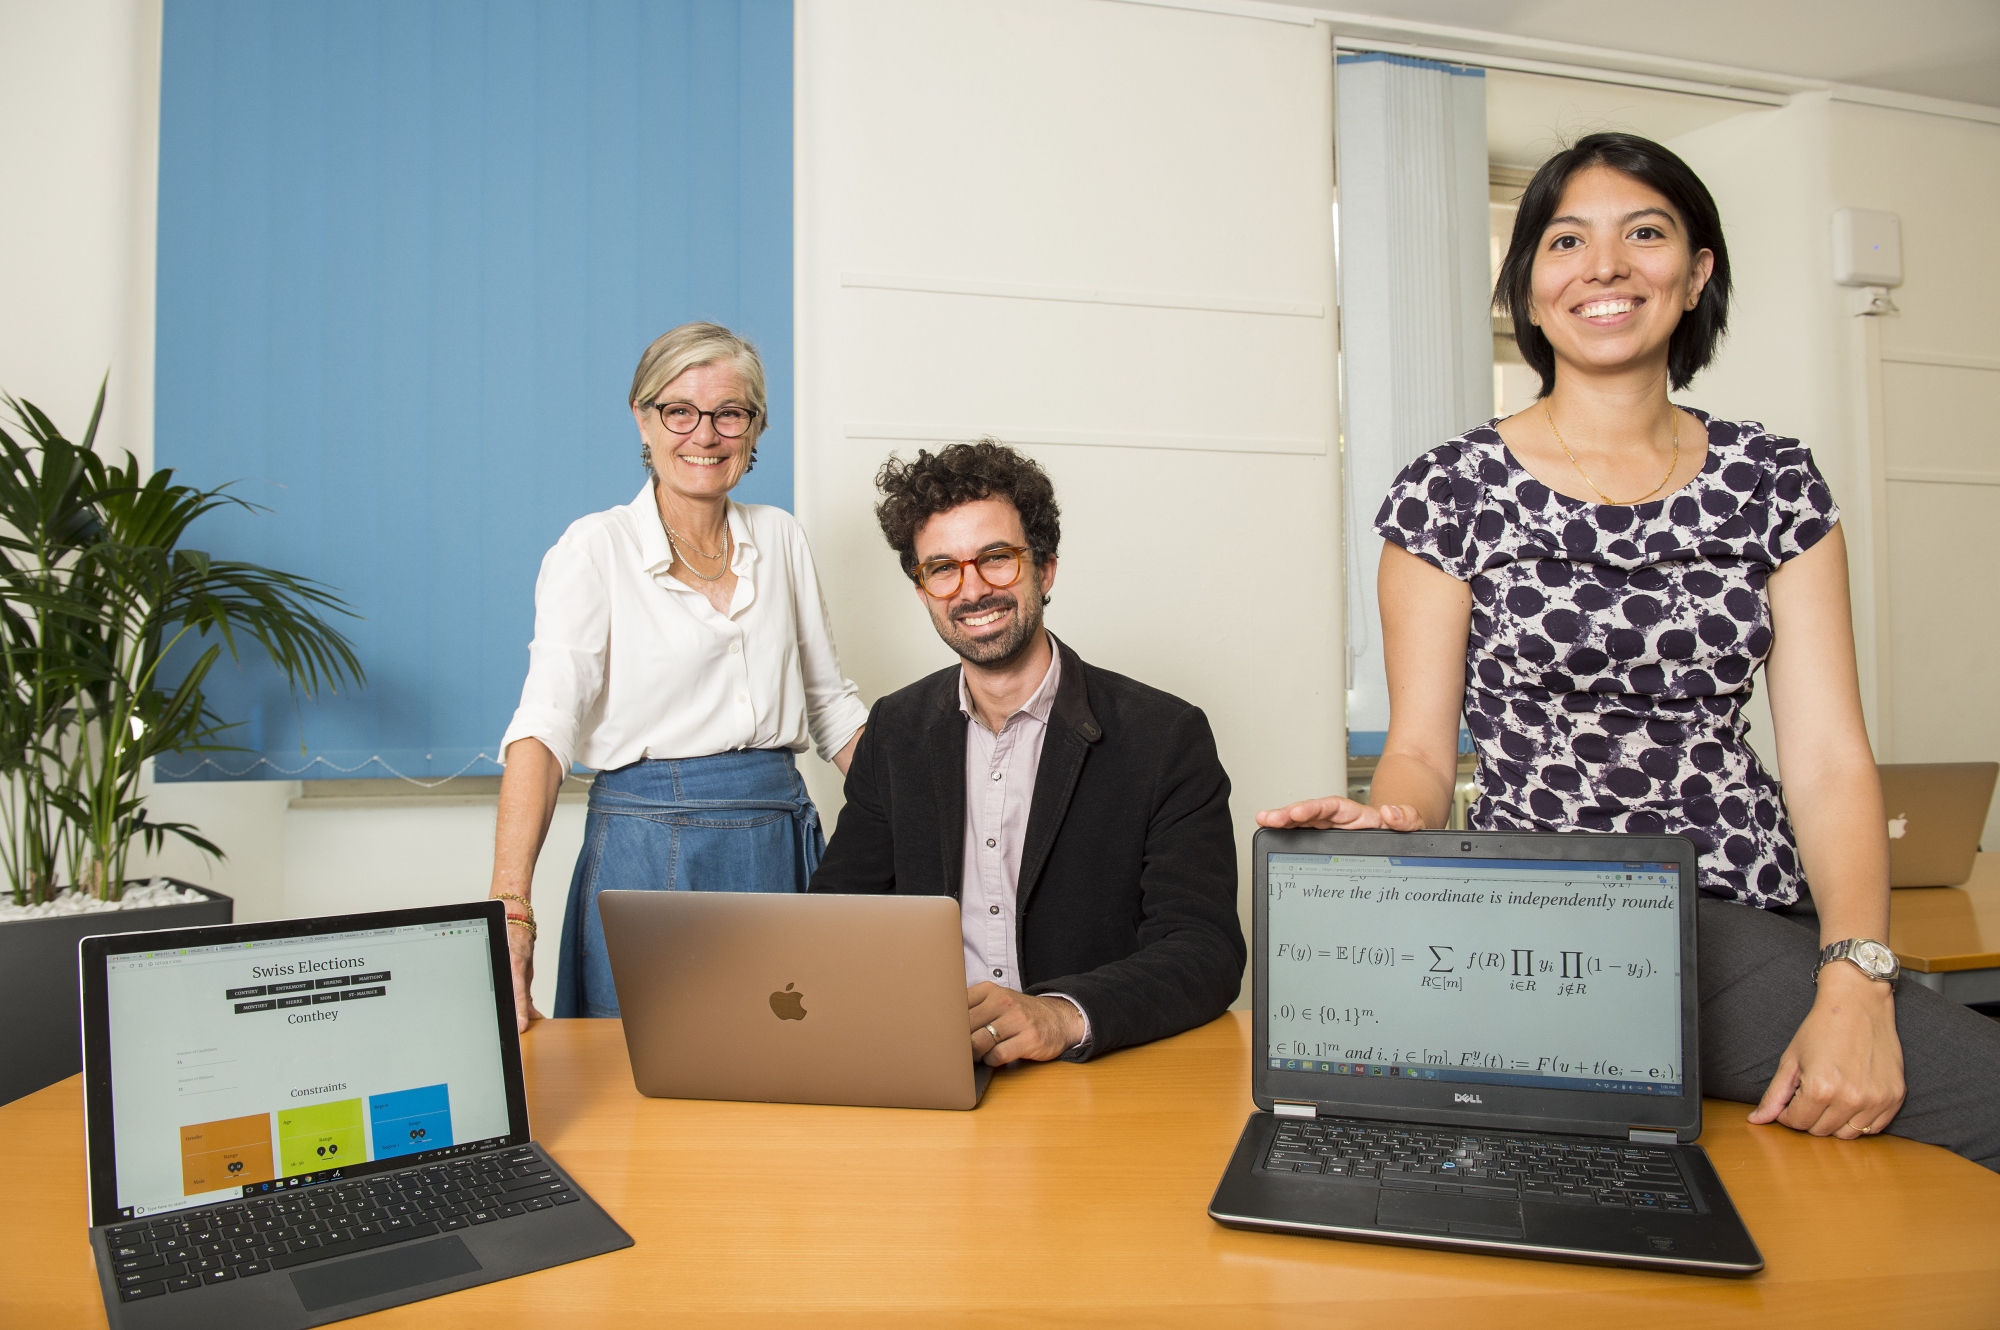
[1454,1092,1483,1104]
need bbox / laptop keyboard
[1265,1119,1698,1213]
[105,1145,572,1303]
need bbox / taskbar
[1269,1058,1681,1098]
[114,1135,522,1221]
[238,1135,517,1196]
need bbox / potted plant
[0,385,365,1103]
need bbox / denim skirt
[551,749,822,1018]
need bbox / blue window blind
[154,0,792,782]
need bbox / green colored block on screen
[278,1097,364,1174]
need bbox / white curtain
[1336,52,1491,748]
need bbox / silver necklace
[661,513,731,582]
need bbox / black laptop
[80,900,632,1327]
[1209,829,1763,1275]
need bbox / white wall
[1835,102,2000,846]
[0,0,157,465]
[796,0,1348,977]
[1673,95,2000,843]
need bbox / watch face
[1855,941,1896,976]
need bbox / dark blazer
[809,637,1244,1059]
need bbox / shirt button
[989,905,999,914]
[729,642,740,654]
[993,969,1003,979]
[985,838,996,848]
[990,771,1002,781]
[737,694,747,703]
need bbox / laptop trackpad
[290,1236,483,1312]
[1376,1189,1525,1239]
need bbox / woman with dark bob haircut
[1264,132,2000,1168]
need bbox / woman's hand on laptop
[503,917,545,1034]
[1256,796,1424,831]
[969,984,1086,1065]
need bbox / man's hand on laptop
[969,983,1085,1065]
[1256,795,1424,831]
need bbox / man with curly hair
[810,441,1245,1065]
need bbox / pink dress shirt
[958,635,1090,1051]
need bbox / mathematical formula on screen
[1264,857,1683,1088]
[1272,940,1658,994]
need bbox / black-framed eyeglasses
[912,545,1031,599]
[651,401,759,438]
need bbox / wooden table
[1891,851,2000,1003]
[7,1013,2000,1327]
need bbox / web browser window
[1266,854,1683,1097]
[104,922,511,1219]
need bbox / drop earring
[640,442,653,471]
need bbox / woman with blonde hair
[487,322,866,1028]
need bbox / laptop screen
[1265,852,1684,1098]
[93,912,518,1222]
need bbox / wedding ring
[986,1023,1000,1044]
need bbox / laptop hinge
[1273,1101,1318,1119]
[1628,1128,1677,1144]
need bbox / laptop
[80,900,632,1328]
[1208,829,1763,1275]
[599,891,994,1110]
[1880,762,1998,887]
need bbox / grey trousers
[1698,896,2000,1171]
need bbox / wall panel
[796,0,1346,985]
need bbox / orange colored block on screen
[179,1112,273,1194]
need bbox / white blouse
[499,485,869,774]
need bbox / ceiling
[1484,68,1760,169]
[1260,0,2000,108]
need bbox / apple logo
[1889,814,1908,840]
[769,983,807,1021]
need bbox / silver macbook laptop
[80,901,631,1328]
[600,891,993,1110]
[1209,829,1762,1275]
[1880,762,1997,888]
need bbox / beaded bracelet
[493,892,537,940]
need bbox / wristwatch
[1814,938,1901,986]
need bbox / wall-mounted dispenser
[1832,208,1902,288]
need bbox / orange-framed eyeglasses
[911,545,1031,599]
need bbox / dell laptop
[81,900,632,1328]
[1880,762,1998,888]
[600,891,993,1110]
[1209,829,1763,1275]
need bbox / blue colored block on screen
[369,1083,453,1159]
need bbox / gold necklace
[1543,400,1680,506]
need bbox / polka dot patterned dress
[1374,409,1839,907]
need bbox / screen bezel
[1251,827,1703,1142]
[80,899,530,1227]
